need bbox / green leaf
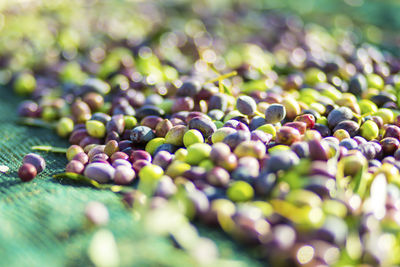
[53,172,132,193]
[31,145,68,153]
[18,118,56,129]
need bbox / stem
[208,64,221,76]
[31,145,68,153]
[205,71,238,85]
[18,118,56,129]
[219,80,224,94]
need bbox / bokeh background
[1,0,400,266]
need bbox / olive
[208,109,225,121]
[332,120,359,137]
[83,92,104,111]
[153,143,179,155]
[69,129,89,145]
[384,125,400,139]
[206,167,230,187]
[165,125,187,146]
[208,93,228,112]
[359,142,377,160]
[308,139,329,161]
[171,97,195,113]
[18,163,37,182]
[188,117,217,138]
[339,138,358,150]
[348,74,367,96]
[291,141,310,158]
[276,126,301,145]
[130,126,156,144]
[250,130,272,144]
[380,137,399,155]
[106,114,125,134]
[284,121,307,134]
[224,120,249,132]
[17,100,40,117]
[155,119,173,137]
[370,92,397,107]
[313,123,331,137]
[236,95,257,116]
[249,116,267,131]
[294,114,315,129]
[23,153,46,173]
[176,80,201,97]
[154,176,177,198]
[84,163,115,183]
[135,105,165,120]
[264,151,299,173]
[327,107,353,128]
[210,143,231,164]
[223,131,250,150]
[105,131,120,143]
[81,78,110,95]
[264,104,286,124]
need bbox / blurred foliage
[1,0,400,266]
[0,0,399,75]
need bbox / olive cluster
[12,6,400,267]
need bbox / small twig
[205,71,238,85]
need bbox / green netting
[0,87,262,267]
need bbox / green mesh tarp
[0,87,262,267]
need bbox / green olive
[360,120,379,141]
[227,181,254,202]
[145,137,166,155]
[185,143,212,165]
[86,120,106,138]
[56,117,74,137]
[183,129,204,147]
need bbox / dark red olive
[380,137,399,156]
[284,121,307,134]
[294,114,315,129]
[276,126,301,145]
[308,139,329,161]
[130,150,152,162]
[141,116,163,130]
[384,125,400,139]
[18,163,37,182]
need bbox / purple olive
[155,176,177,198]
[308,139,329,161]
[132,159,150,173]
[112,159,132,168]
[110,152,129,163]
[66,160,85,174]
[73,152,89,165]
[84,162,115,183]
[23,153,46,173]
[114,165,136,185]
[152,151,173,169]
[206,167,230,187]
[130,150,152,162]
